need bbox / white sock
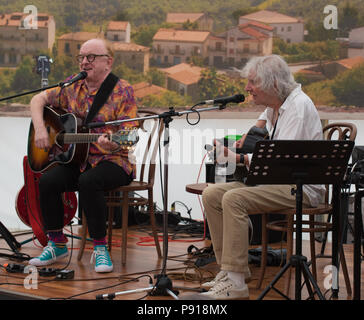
[227,271,246,288]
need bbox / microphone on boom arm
[198,94,245,106]
[60,71,88,88]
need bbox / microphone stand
[90,103,230,299]
[0,81,73,103]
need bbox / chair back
[323,122,357,141]
[135,110,164,186]
[322,122,357,203]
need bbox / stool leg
[107,202,114,252]
[77,211,87,261]
[121,193,129,266]
[257,213,268,289]
[309,215,317,281]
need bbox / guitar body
[15,156,77,247]
[27,106,89,173]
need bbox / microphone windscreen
[204,144,214,151]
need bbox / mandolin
[27,106,139,173]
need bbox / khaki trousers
[202,181,312,273]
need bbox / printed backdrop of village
[1,0,364,114]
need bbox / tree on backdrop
[331,63,364,107]
[198,68,246,101]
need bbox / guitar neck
[60,133,103,144]
[58,130,138,147]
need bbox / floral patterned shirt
[45,74,138,176]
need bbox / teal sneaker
[28,241,68,266]
[91,245,113,273]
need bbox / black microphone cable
[186,103,201,126]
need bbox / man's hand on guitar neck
[98,133,119,152]
[98,132,129,157]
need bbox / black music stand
[244,140,354,300]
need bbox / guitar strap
[84,72,119,125]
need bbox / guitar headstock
[111,128,139,147]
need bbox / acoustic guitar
[27,106,139,173]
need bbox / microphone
[204,144,215,152]
[61,71,87,87]
[204,144,216,162]
[200,94,245,105]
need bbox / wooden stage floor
[0,224,362,302]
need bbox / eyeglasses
[76,54,109,63]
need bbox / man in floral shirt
[29,38,138,273]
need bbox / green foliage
[132,23,174,47]
[182,20,198,30]
[331,63,364,107]
[273,38,340,63]
[10,56,40,93]
[301,63,364,107]
[304,21,338,42]
[0,69,16,97]
[231,8,259,24]
[113,10,130,22]
[256,0,281,10]
[112,63,145,85]
[1,56,44,104]
[48,55,79,84]
[0,0,253,33]
[146,68,166,87]
[139,91,192,108]
[294,73,319,86]
[198,68,247,102]
[303,79,336,106]
[340,2,360,37]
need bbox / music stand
[244,140,354,300]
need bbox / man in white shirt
[200,55,325,300]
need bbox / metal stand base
[257,254,325,300]
[96,274,204,300]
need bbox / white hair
[241,55,298,100]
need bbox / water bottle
[215,163,227,183]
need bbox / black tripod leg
[257,262,292,300]
[0,221,22,252]
[300,264,315,299]
[331,185,341,298]
[301,261,325,300]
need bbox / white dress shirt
[254,85,325,207]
